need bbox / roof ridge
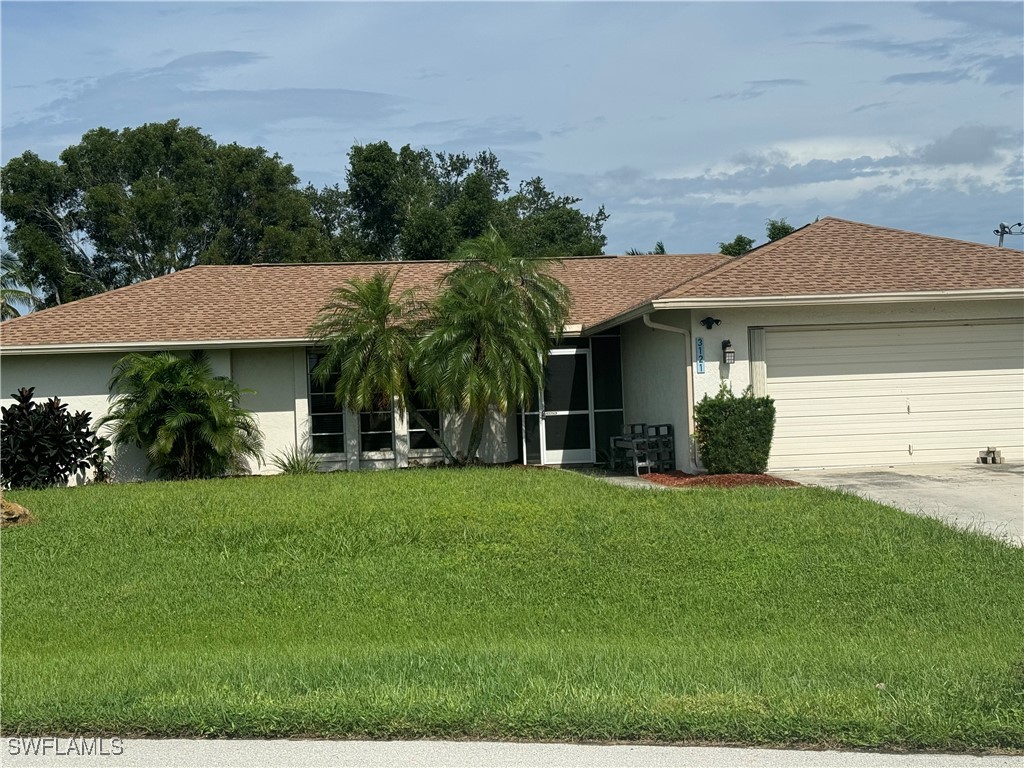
[647,253,732,301]
[581,253,729,328]
[248,253,722,267]
[816,216,1008,250]
[662,217,834,297]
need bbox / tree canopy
[2,125,608,310]
[1,121,325,307]
[1,252,39,320]
[626,241,666,255]
[718,217,802,257]
[308,141,608,263]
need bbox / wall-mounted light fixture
[722,340,735,365]
[700,317,721,330]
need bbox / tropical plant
[1,251,39,320]
[415,227,570,461]
[269,442,322,475]
[308,269,456,464]
[100,351,264,480]
[625,241,666,255]
[1,387,109,489]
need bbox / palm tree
[416,227,571,461]
[100,351,264,480]
[308,269,456,465]
[1,252,40,321]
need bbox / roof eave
[0,337,313,356]
[651,288,1024,310]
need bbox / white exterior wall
[620,313,693,470]
[687,299,1024,403]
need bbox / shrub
[693,385,776,474]
[1,387,110,489]
[269,443,322,475]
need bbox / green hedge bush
[694,385,776,474]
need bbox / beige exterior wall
[443,409,517,465]
[0,345,514,483]
[620,313,694,470]
[2,351,155,482]
[229,348,302,475]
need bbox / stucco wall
[687,299,1024,403]
[0,352,150,481]
[230,347,300,475]
[0,347,292,482]
[443,409,517,464]
[1,345,515,482]
[620,313,693,470]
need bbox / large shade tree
[1,120,328,307]
[308,141,608,263]
[100,351,264,480]
[718,217,803,257]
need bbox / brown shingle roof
[0,254,727,348]
[4,219,1019,350]
[661,217,1024,300]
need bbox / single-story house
[2,217,1022,479]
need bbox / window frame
[307,351,347,458]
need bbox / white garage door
[764,321,1024,469]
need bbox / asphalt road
[2,739,1021,768]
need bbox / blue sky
[3,1,1022,253]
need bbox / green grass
[2,468,1022,749]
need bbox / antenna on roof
[994,222,1023,247]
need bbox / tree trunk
[466,410,486,464]
[409,406,457,465]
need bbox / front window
[360,408,394,453]
[409,389,442,450]
[307,352,346,454]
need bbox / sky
[2,1,1022,254]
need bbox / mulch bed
[644,471,800,488]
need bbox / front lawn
[2,468,1022,749]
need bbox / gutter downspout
[642,312,697,471]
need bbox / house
[2,217,1022,479]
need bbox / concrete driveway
[776,463,1023,546]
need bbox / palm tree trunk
[409,406,457,465]
[466,410,486,464]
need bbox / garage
[763,320,1024,470]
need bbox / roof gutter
[651,288,1023,310]
[642,312,697,471]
